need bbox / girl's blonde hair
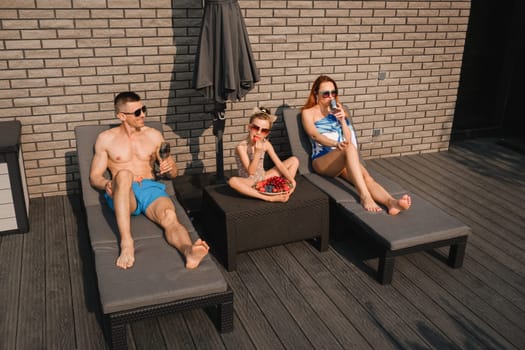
[249,106,277,129]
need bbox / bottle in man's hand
[159,142,170,160]
[156,142,171,179]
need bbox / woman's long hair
[301,75,339,111]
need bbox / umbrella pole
[212,102,226,184]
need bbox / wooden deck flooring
[1,138,524,349]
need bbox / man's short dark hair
[114,91,141,113]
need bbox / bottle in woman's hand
[330,99,338,112]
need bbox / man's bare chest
[107,140,156,164]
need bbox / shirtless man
[89,91,209,269]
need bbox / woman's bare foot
[186,239,210,269]
[361,196,382,212]
[116,239,135,269]
[388,194,412,215]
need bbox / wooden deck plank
[407,152,525,238]
[325,241,465,350]
[130,318,166,349]
[267,244,373,349]
[158,313,196,350]
[184,309,226,349]
[16,198,45,349]
[424,152,525,219]
[393,257,517,349]
[248,248,344,349]
[416,153,525,235]
[0,229,23,350]
[388,259,489,349]
[62,195,107,350]
[221,270,284,349]
[459,140,525,171]
[444,150,525,204]
[219,313,255,350]
[390,155,525,247]
[311,245,432,349]
[407,253,525,347]
[44,196,76,350]
[448,142,525,190]
[287,242,401,350]
[126,324,137,350]
[461,242,525,294]
[236,253,314,349]
[426,247,525,325]
[458,252,525,312]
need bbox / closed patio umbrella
[192,0,260,182]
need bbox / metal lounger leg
[448,238,467,268]
[218,299,234,333]
[110,321,127,350]
[378,251,395,285]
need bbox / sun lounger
[75,122,233,349]
[283,107,470,284]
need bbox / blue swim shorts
[104,179,169,216]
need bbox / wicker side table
[202,176,329,271]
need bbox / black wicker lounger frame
[75,122,233,349]
[283,107,470,284]
[108,290,233,349]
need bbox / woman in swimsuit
[301,75,411,214]
[228,107,299,203]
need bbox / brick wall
[0,0,471,198]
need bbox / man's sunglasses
[249,124,270,134]
[121,105,147,117]
[319,90,338,98]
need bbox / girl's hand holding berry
[254,138,265,152]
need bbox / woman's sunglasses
[249,124,270,134]
[319,90,338,98]
[122,105,147,117]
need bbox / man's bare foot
[361,196,382,212]
[185,239,209,269]
[116,239,135,269]
[388,194,412,215]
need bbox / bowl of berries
[254,176,293,195]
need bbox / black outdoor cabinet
[0,121,29,234]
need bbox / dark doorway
[452,0,524,146]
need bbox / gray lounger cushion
[83,200,192,246]
[75,122,227,314]
[92,238,226,314]
[337,192,469,250]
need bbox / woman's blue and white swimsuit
[310,113,357,160]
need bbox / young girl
[228,107,299,202]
